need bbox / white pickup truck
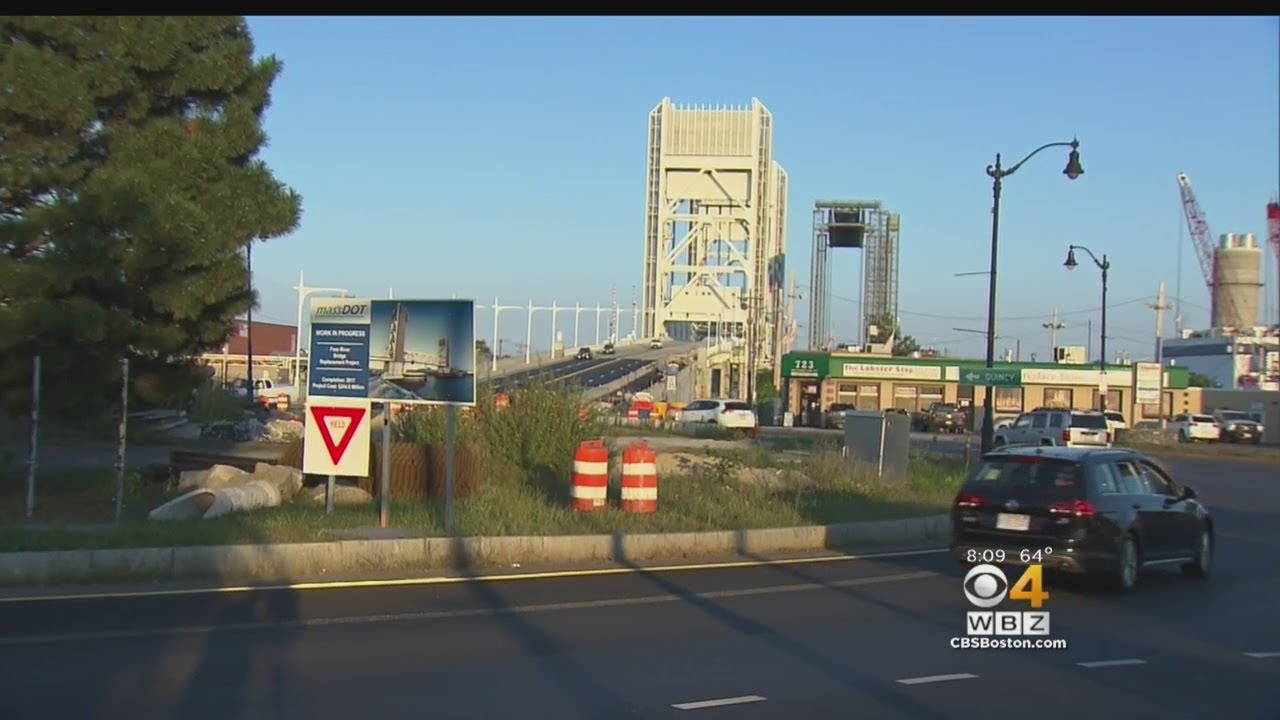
[229,378,300,407]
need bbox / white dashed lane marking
[672,695,767,710]
[1077,659,1147,668]
[1244,651,1280,659]
[896,673,979,686]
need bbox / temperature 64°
[1020,547,1054,563]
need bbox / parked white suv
[1103,410,1128,432]
[993,409,1111,448]
[1171,413,1221,443]
[678,399,757,431]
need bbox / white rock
[176,464,251,492]
[303,483,373,505]
[252,462,304,500]
[204,479,282,519]
[149,489,217,521]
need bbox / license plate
[996,513,1031,531]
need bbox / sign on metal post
[307,299,372,399]
[304,398,373,477]
[303,296,477,526]
[960,368,1022,387]
[1133,362,1162,405]
[367,299,477,406]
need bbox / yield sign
[309,406,368,464]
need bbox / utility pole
[1043,308,1065,361]
[1148,281,1172,427]
[631,286,639,342]
[1087,318,1093,362]
[1148,281,1171,363]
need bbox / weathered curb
[0,514,950,587]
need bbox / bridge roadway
[0,447,1275,719]
[490,342,694,395]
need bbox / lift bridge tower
[808,200,901,350]
[641,97,789,400]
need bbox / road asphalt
[0,443,1276,718]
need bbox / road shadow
[0,513,304,719]
[448,535,638,719]
[607,534,954,719]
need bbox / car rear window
[1192,415,1215,423]
[963,458,1086,499]
[1070,413,1108,429]
[723,401,752,412]
[932,404,958,412]
[1219,411,1248,421]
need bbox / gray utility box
[842,410,911,485]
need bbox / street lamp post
[292,271,352,387]
[979,138,1084,453]
[1064,245,1111,413]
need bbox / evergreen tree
[0,17,300,418]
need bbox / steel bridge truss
[808,200,900,350]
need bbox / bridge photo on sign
[367,299,477,406]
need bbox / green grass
[0,380,968,552]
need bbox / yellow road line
[0,547,948,603]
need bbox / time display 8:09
[963,548,1007,564]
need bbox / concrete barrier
[0,514,950,587]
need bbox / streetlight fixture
[977,138,1084,454]
[1064,244,1111,413]
[292,271,352,387]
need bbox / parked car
[1171,413,1221,443]
[993,409,1111,448]
[1212,409,1262,444]
[1103,410,1128,433]
[918,402,969,434]
[649,337,664,349]
[576,347,593,360]
[679,399,757,432]
[824,403,856,429]
[950,445,1213,592]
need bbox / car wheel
[1182,527,1213,579]
[1107,535,1141,593]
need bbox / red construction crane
[1176,172,1218,297]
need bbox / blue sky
[245,16,1279,360]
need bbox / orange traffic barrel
[571,440,609,512]
[495,392,510,411]
[620,442,657,513]
[275,393,289,411]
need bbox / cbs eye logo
[963,564,1009,608]
[962,562,1050,609]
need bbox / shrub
[390,378,603,490]
[187,382,245,424]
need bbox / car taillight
[1049,499,1096,517]
[1062,430,1071,442]
[955,493,985,509]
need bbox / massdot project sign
[302,297,477,476]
